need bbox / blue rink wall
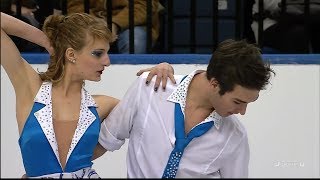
[1,54,319,178]
[22,53,320,64]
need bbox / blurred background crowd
[1,0,319,54]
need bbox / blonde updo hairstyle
[40,13,116,83]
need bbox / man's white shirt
[99,70,250,178]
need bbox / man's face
[213,85,260,117]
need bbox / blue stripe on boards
[22,53,320,65]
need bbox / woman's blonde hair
[40,13,116,83]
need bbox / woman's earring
[69,58,76,63]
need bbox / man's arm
[98,74,144,151]
[219,134,250,178]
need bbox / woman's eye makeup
[91,50,104,57]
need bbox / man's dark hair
[206,39,275,95]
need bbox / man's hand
[136,62,176,91]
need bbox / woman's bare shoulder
[92,95,120,120]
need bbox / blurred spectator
[1,0,14,14]
[1,0,44,52]
[33,0,55,29]
[251,0,320,53]
[54,0,162,54]
[11,0,40,27]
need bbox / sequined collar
[167,70,222,129]
[33,81,98,169]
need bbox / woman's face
[73,38,111,82]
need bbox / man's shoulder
[223,115,248,137]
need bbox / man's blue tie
[162,102,214,178]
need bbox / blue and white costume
[19,82,101,178]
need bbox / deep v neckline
[33,82,99,171]
[52,119,79,170]
[50,85,83,171]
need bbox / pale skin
[1,12,175,170]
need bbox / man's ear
[210,78,219,88]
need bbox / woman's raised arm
[0,12,52,93]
